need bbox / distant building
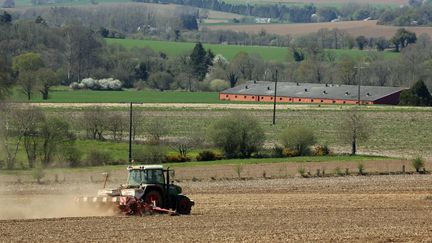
[219,81,407,105]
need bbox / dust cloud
[0,185,117,220]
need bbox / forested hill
[133,0,432,26]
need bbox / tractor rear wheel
[176,196,192,215]
[144,190,162,207]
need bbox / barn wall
[372,91,403,105]
[219,93,374,105]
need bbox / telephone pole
[272,69,278,125]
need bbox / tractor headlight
[121,189,136,197]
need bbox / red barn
[219,81,407,105]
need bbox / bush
[412,156,425,173]
[209,113,265,158]
[32,165,45,184]
[282,148,301,157]
[272,146,284,158]
[280,127,316,156]
[196,150,223,161]
[357,162,365,175]
[250,152,271,159]
[209,79,229,92]
[133,145,166,164]
[165,155,191,163]
[86,149,113,166]
[334,167,344,176]
[297,166,306,177]
[64,146,82,167]
[313,145,331,156]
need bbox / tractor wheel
[176,197,192,215]
[144,190,162,207]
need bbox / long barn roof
[221,81,406,101]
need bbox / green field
[106,38,400,62]
[2,105,430,172]
[12,88,222,103]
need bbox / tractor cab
[127,165,166,186]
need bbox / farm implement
[75,165,194,216]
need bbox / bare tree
[170,131,204,158]
[109,113,126,141]
[145,118,169,145]
[339,109,370,156]
[0,103,29,169]
[132,109,143,141]
[83,107,107,140]
[20,106,45,168]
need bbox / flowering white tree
[69,78,123,90]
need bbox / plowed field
[1,167,432,242]
[206,20,432,39]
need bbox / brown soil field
[2,161,432,242]
[206,20,432,38]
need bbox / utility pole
[354,63,369,106]
[272,69,278,125]
[128,102,133,163]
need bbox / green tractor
[76,165,194,215]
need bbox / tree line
[1,11,432,102]
[132,0,432,25]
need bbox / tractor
[75,165,194,215]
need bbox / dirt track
[2,171,432,242]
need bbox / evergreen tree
[400,80,432,106]
[190,42,212,81]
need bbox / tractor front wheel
[176,196,192,215]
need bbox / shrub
[133,145,166,164]
[165,155,191,163]
[32,165,45,184]
[334,167,344,176]
[412,156,425,173]
[297,166,306,177]
[272,146,284,158]
[196,150,222,161]
[251,152,271,158]
[64,146,82,167]
[209,113,265,158]
[280,127,316,156]
[86,149,113,166]
[357,162,365,175]
[282,148,301,157]
[234,164,244,178]
[314,145,331,156]
[209,79,229,92]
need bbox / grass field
[206,20,432,39]
[12,88,222,103]
[106,38,399,62]
[4,104,432,171]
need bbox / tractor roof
[127,165,164,170]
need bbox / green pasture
[12,88,222,103]
[106,38,400,62]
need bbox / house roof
[221,81,407,101]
